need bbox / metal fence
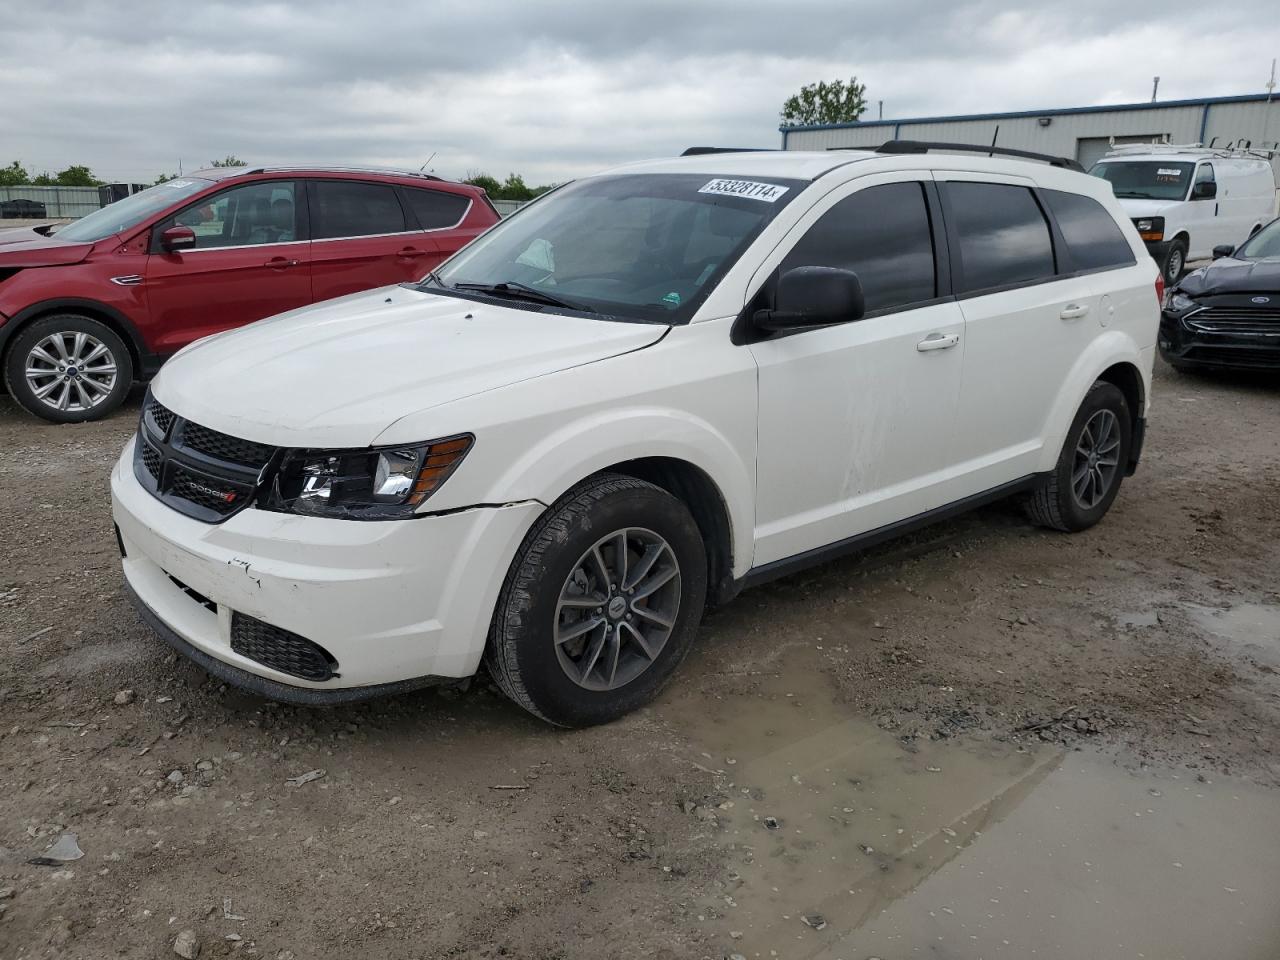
[489,198,528,218]
[0,185,102,218]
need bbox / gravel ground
[1,361,1278,959]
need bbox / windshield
[56,178,213,242]
[1234,219,1280,260]
[427,173,804,323]
[1089,161,1193,201]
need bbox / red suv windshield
[56,178,213,243]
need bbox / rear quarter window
[405,188,471,230]
[1041,189,1136,273]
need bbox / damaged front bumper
[111,437,544,699]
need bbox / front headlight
[265,435,473,519]
[1166,291,1198,314]
[1133,216,1165,242]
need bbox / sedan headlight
[265,435,473,519]
[1132,217,1165,242]
[1166,291,1198,314]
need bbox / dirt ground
[2,360,1279,960]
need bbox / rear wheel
[486,474,707,727]
[1024,382,1132,533]
[4,314,133,423]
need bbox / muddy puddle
[1187,601,1280,672]
[657,644,1280,959]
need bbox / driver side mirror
[1212,244,1235,260]
[754,266,865,331]
[1192,180,1217,200]
[160,224,196,253]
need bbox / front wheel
[1160,239,1187,286]
[4,314,133,423]
[486,474,707,727]
[1024,382,1132,532]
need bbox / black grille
[134,391,278,523]
[169,464,248,516]
[1184,345,1280,367]
[179,421,274,469]
[1188,306,1280,324]
[147,398,175,436]
[141,440,162,481]
[230,613,338,681]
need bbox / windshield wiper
[451,281,595,313]
[1116,191,1160,199]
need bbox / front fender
[1036,331,1152,474]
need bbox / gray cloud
[2,1,1277,184]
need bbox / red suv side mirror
[160,225,197,253]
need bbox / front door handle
[1059,303,1090,320]
[266,257,299,269]
[397,246,428,258]
[917,332,960,352]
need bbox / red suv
[0,166,499,422]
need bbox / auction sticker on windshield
[698,179,790,202]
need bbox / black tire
[1024,382,1132,533]
[1160,238,1188,286]
[486,473,707,727]
[3,314,133,423]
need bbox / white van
[1090,145,1278,284]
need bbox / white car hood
[1114,198,1180,219]
[152,285,667,447]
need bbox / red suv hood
[0,225,96,266]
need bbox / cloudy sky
[3,1,1278,185]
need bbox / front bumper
[111,438,543,699]
[1159,310,1280,370]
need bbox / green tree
[154,172,177,184]
[780,76,868,126]
[52,164,102,186]
[0,161,29,186]
[464,171,555,201]
[210,155,248,167]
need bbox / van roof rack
[870,140,1085,172]
[680,147,776,156]
[1103,141,1278,160]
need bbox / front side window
[1090,161,1194,201]
[946,182,1055,293]
[167,181,298,249]
[429,173,804,323]
[781,181,935,314]
[311,180,406,239]
[56,178,212,243]
[405,187,471,230]
[1041,189,1135,272]
[1193,163,1216,196]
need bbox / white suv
[111,143,1160,726]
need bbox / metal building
[780,93,1280,176]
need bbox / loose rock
[113,689,135,706]
[173,929,200,958]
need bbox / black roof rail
[873,140,1085,172]
[680,146,776,156]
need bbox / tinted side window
[946,182,1055,293]
[781,181,935,313]
[171,181,297,249]
[405,188,471,229]
[311,180,406,239]
[1041,189,1135,272]
[1195,163,1215,186]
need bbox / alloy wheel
[1071,408,1121,509]
[554,527,682,691]
[24,331,119,413]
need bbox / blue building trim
[778,92,1278,134]
[1198,103,1212,144]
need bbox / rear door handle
[916,332,960,352]
[1059,304,1090,320]
[266,257,299,269]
